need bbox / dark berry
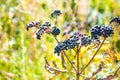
[52,27,60,36]
[26,21,40,31]
[90,25,102,36]
[90,25,114,38]
[51,9,62,17]
[36,35,41,40]
[42,22,51,26]
[100,25,114,38]
[81,36,91,46]
[110,17,120,24]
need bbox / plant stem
[53,36,77,72]
[79,38,106,75]
[55,16,57,25]
[114,65,120,75]
[54,35,59,43]
[76,47,80,80]
[63,51,77,72]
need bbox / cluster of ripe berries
[110,17,120,25]
[26,9,115,56]
[54,32,92,55]
[54,24,114,55]
[26,9,62,40]
[51,9,62,17]
[26,21,60,40]
[26,21,40,31]
[91,25,114,39]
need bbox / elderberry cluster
[51,26,60,36]
[54,32,93,55]
[36,26,50,39]
[42,22,51,26]
[80,36,91,46]
[26,21,40,31]
[91,25,114,39]
[54,38,79,56]
[70,32,84,41]
[110,17,120,24]
[51,9,62,17]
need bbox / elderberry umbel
[54,32,92,55]
[80,36,91,46]
[91,25,114,39]
[42,22,51,26]
[54,39,79,56]
[110,17,120,24]
[51,9,62,17]
[51,26,60,36]
[26,21,40,31]
[70,32,83,41]
[36,24,51,40]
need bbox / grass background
[0,0,120,80]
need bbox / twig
[79,38,106,75]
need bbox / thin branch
[79,38,106,75]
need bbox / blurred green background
[0,0,120,80]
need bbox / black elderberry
[80,36,91,46]
[90,25,102,36]
[51,9,62,17]
[26,21,40,31]
[36,35,41,40]
[42,22,51,26]
[101,25,114,38]
[70,32,83,41]
[90,25,114,39]
[110,17,120,24]
[51,27,60,36]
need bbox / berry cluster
[36,26,50,39]
[54,32,93,55]
[100,25,114,37]
[54,38,79,56]
[62,22,71,36]
[26,21,40,31]
[51,9,62,17]
[51,26,60,36]
[42,22,51,26]
[80,36,91,46]
[91,25,114,38]
[70,32,84,41]
[110,17,120,24]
